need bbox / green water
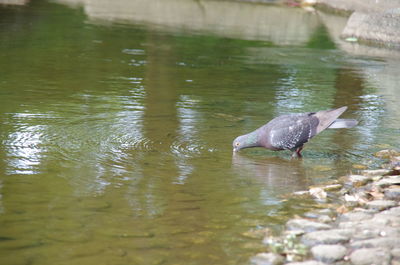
[1,1,400,264]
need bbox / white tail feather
[328,119,358,129]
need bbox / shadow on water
[0,0,400,265]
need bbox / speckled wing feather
[268,113,319,151]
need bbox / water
[1,0,400,264]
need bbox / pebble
[365,199,397,210]
[302,229,352,246]
[310,244,346,263]
[350,247,391,265]
[286,219,331,233]
[250,252,284,265]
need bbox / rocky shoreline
[251,149,400,265]
[315,0,400,48]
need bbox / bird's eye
[235,142,240,146]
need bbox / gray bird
[232,106,358,158]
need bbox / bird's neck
[243,130,261,148]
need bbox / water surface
[1,1,400,264]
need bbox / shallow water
[1,1,400,264]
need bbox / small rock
[350,237,400,249]
[302,229,352,246]
[350,247,390,265]
[344,193,360,203]
[374,176,400,187]
[347,175,371,186]
[251,252,284,265]
[311,244,347,263]
[384,187,400,200]
[309,187,327,200]
[375,149,400,159]
[339,211,373,222]
[362,169,391,177]
[365,200,397,211]
[286,219,331,233]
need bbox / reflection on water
[1,1,400,265]
[76,0,319,44]
[232,154,308,196]
[0,0,29,5]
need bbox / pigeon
[232,106,358,158]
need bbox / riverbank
[315,0,400,47]
[251,149,400,265]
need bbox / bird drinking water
[232,106,358,158]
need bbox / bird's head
[232,133,259,152]
[232,135,245,152]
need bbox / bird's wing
[268,114,319,151]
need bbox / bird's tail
[328,119,358,129]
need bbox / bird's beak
[233,147,238,153]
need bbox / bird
[232,106,358,158]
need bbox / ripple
[170,140,215,158]
[122,48,145,55]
